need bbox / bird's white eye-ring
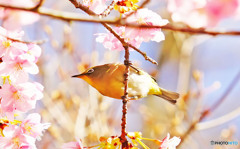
[87,69,94,74]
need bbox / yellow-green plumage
[72,63,179,104]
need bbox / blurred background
[3,0,240,148]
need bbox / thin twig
[129,44,158,64]
[179,70,240,146]
[98,0,118,18]
[68,0,97,16]
[0,3,240,36]
[31,0,45,11]
[197,106,240,130]
[3,35,47,44]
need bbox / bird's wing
[129,65,143,75]
[130,65,157,82]
[151,76,157,82]
[130,65,141,74]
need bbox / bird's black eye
[87,69,94,74]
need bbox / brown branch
[138,0,150,10]
[67,1,154,148]
[0,3,110,22]
[0,3,239,36]
[31,0,45,11]
[68,0,97,16]
[162,24,240,36]
[129,44,158,64]
[1,34,47,44]
[120,46,131,149]
[179,70,240,146]
[98,0,118,18]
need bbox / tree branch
[0,3,240,36]
[197,106,240,130]
[31,0,45,11]
[120,46,131,148]
[2,34,47,45]
[98,0,119,18]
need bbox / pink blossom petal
[167,0,239,27]
[0,82,43,118]
[27,44,41,62]
[160,133,181,149]
[0,125,36,149]
[0,0,39,31]
[62,139,84,149]
[82,0,107,14]
[21,113,50,140]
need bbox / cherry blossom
[3,42,29,60]
[0,82,43,120]
[159,133,181,149]
[167,0,239,28]
[0,0,39,31]
[0,125,36,149]
[82,0,107,14]
[62,139,85,149]
[0,41,41,82]
[96,26,142,51]
[26,44,41,63]
[0,28,40,63]
[0,26,24,40]
[205,0,239,26]
[0,39,12,57]
[0,7,46,148]
[96,8,168,51]
[21,113,51,140]
[126,8,169,42]
[0,55,39,83]
[0,27,24,57]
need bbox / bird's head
[72,67,96,84]
[72,64,110,85]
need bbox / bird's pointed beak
[72,73,85,78]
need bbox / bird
[72,63,179,104]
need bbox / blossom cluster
[95,1,168,51]
[0,0,39,31]
[167,0,240,28]
[0,26,50,149]
[62,132,181,149]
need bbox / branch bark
[0,3,240,36]
[120,46,131,148]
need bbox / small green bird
[72,63,179,104]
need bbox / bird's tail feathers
[155,89,179,104]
